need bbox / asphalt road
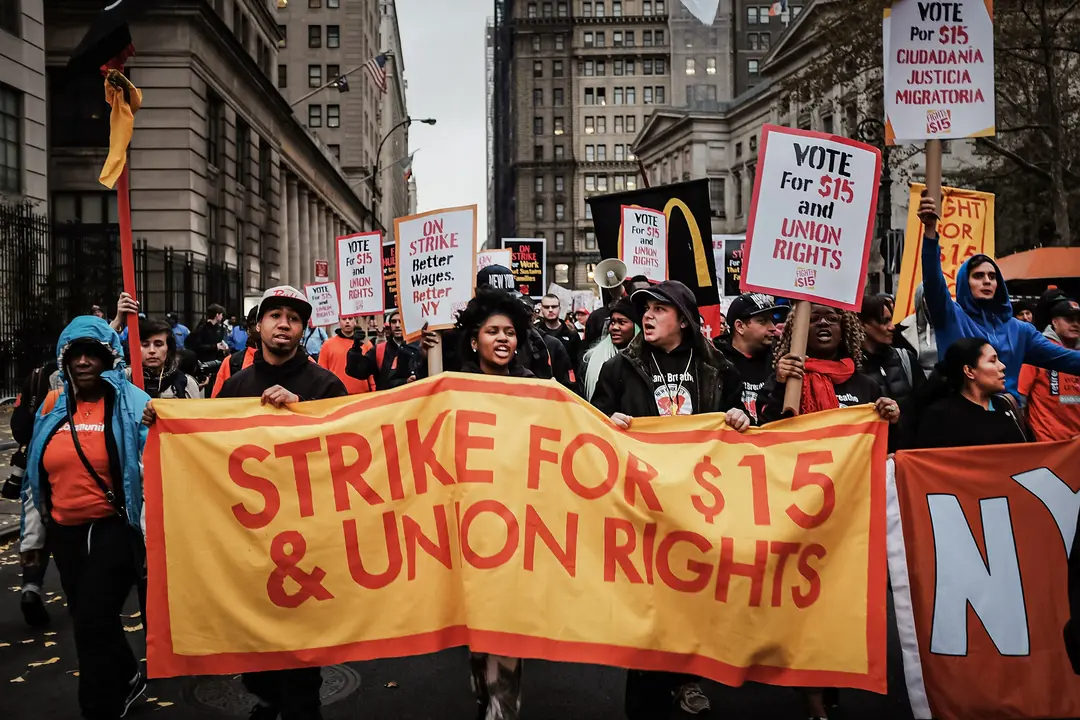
[0,537,917,720]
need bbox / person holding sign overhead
[918,192,1080,397]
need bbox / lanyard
[652,349,694,417]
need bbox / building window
[613,0,622,15]
[308,104,322,128]
[558,2,568,17]
[0,0,20,36]
[596,175,607,192]
[656,86,665,104]
[277,24,287,48]
[596,60,606,76]
[555,33,565,50]
[582,2,592,16]
[615,175,625,190]
[533,89,543,106]
[555,176,565,192]
[614,59,624,76]
[596,31,605,47]
[706,57,717,75]
[277,64,287,88]
[584,31,593,47]
[206,91,223,167]
[585,203,593,220]
[733,170,743,215]
[748,6,759,24]
[626,115,636,132]
[585,145,595,162]
[761,32,771,49]
[709,177,725,217]
[328,0,339,7]
[542,2,553,17]
[327,25,340,48]
[614,31,623,47]
[643,59,653,76]
[643,87,653,104]
[626,31,635,46]
[585,88,595,105]
[626,87,635,104]
[535,176,544,192]
[643,30,652,46]
[625,59,635,75]
[534,144,544,160]
[822,114,834,134]
[535,203,544,220]
[614,87,623,105]
[554,60,564,77]
[597,144,607,160]
[528,2,537,17]
[656,30,664,44]
[532,35,541,52]
[554,116,565,135]
[643,0,653,14]
[327,64,340,80]
[327,104,340,128]
[584,116,595,134]
[656,59,666,74]
[584,60,594,77]
[553,88,564,105]
[556,203,565,220]
[585,175,596,191]
[329,144,340,160]
[748,59,759,75]
[748,33,759,50]
[309,0,320,6]
[534,61,543,78]
[585,232,596,249]
[258,140,271,199]
[555,145,565,160]
[555,231,565,250]
[685,58,696,76]
[615,144,625,161]
[309,25,321,48]
[236,119,251,187]
[0,85,20,193]
[614,115,623,133]
[52,192,119,225]
[308,65,322,88]
[749,134,758,152]
[597,116,606,133]
[534,117,544,135]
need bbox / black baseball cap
[477,264,515,291]
[1049,298,1080,319]
[728,293,788,324]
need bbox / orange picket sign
[145,375,888,692]
[890,441,1080,720]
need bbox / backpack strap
[229,349,246,376]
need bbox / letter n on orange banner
[888,441,1080,720]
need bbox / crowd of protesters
[9,188,1080,719]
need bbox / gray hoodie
[900,284,938,377]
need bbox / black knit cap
[609,298,640,325]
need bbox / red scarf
[801,358,855,415]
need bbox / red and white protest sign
[741,125,881,312]
[394,205,477,340]
[620,206,667,283]
[477,248,512,272]
[335,231,383,317]
[314,259,329,282]
[883,0,995,143]
[304,281,340,327]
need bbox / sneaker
[674,682,711,714]
[248,703,280,720]
[121,671,147,718]
[20,589,50,628]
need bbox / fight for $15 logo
[794,267,816,289]
[926,108,952,134]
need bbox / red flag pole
[116,153,143,389]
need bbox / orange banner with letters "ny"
[144,375,888,691]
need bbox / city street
[0,534,916,719]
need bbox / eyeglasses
[810,314,841,326]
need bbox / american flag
[768,0,788,16]
[363,53,388,94]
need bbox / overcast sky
[398,0,490,246]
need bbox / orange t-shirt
[318,334,374,395]
[43,400,116,525]
[1019,359,1080,442]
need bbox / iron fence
[0,203,242,396]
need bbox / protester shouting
[915,337,1029,449]
[451,285,538,720]
[318,315,374,394]
[346,309,424,390]
[20,316,151,719]
[145,287,345,719]
[858,294,922,449]
[1019,297,1080,442]
[591,280,750,718]
[580,298,639,401]
[919,192,1080,396]
[211,307,260,398]
[136,317,201,399]
[715,293,788,424]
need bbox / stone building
[0,0,47,209]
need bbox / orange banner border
[145,377,889,692]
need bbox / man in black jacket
[345,310,423,390]
[591,280,750,719]
[537,293,582,364]
[150,287,345,719]
[714,293,787,425]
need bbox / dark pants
[21,549,50,588]
[624,670,692,720]
[242,668,324,719]
[50,516,140,720]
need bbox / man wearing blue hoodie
[919,192,1080,397]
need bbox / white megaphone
[594,257,627,291]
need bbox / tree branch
[975,137,1053,180]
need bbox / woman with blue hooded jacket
[19,316,151,720]
[919,192,1080,397]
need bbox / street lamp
[856,118,896,294]
[373,116,436,223]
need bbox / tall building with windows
[0,0,47,208]
[489,0,672,290]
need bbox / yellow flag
[99,69,142,189]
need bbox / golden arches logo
[663,198,711,289]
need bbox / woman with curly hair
[756,303,897,720]
[454,286,537,720]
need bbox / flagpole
[289,51,389,108]
[349,150,418,187]
[116,143,143,388]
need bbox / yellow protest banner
[145,375,888,692]
[895,183,994,320]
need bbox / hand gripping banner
[145,375,888,690]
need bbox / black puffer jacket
[591,332,745,418]
[218,348,347,400]
[861,345,923,450]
